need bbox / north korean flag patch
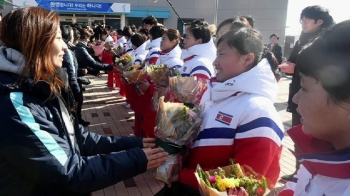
[215,111,233,125]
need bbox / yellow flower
[215,176,226,192]
[222,178,240,189]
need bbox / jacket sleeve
[75,47,113,71]
[86,67,100,76]
[287,41,300,63]
[0,93,148,193]
[76,125,144,156]
[62,50,80,99]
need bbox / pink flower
[209,175,216,184]
[186,109,197,118]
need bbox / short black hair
[229,17,250,32]
[60,25,72,43]
[149,25,166,40]
[101,30,108,36]
[130,33,147,48]
[122,26,132,38]
[105,25,112,31]
[187,20,211,44]
[270,34,279,40]
[142,15,158,26]
[217,18,234,33]
[72,27,80,42]
[138,28,150,38]
[116,29,123,35]
[300,5,334,29]
[242,15,255,27]
[297,20,350,102]
[217,28,264,68]
[130,24,137,32]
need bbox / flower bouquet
[123,65,148,83]
[168,76,208,105]
[153,96,203,183]
[195,160,270,196]
[147,64,171,110]
[112,43,124,56]
[115,53,133,71]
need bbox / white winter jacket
[156,45,183,69]
[180,40,216,79]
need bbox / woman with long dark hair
[0,7,167,195]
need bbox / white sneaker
[123,103,130,109]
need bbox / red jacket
[101,49,114,65]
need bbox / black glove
[77,77,91,85]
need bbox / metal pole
[214,0,219,25]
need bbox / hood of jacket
[0,47,26,76]
[0,47,69,101]
[181,39,216,62]
[146,37,161,50]
[201,58,278,103]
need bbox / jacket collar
[288,125,350,178]
[200,59,278,103]
[146,37,161,50]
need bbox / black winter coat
[287,30,322,113]
[62,42,81,101]
[267,43,283,64]
[74,41,113,76]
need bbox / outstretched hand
[143,148,168,169]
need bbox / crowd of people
[0,4,350,196]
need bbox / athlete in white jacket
[130,34,149,65]
[181,40,216,79]
[178,28,284,190]
[156,45,183,69]
[145,26,166,65]
[180,21,216,80]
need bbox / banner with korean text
[13,0,130,13]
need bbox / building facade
[5,0,288,44]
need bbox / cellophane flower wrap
[195,160,271,196]
[168,76,208,105]
[123,65,148,83]
[115,53,133,71]
[147,64,171,110]
[112,43,124,56]
[153,96,203,183]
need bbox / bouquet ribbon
[155,138,187,155]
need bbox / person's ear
[171,40,177,47]
[317,19,324,26]
[196,38,203,44]
[242,53,255,68]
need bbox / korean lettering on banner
[87,3,103,9]
[50,2,75,8]
[49,1,104,10]
[74,3,86,9]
